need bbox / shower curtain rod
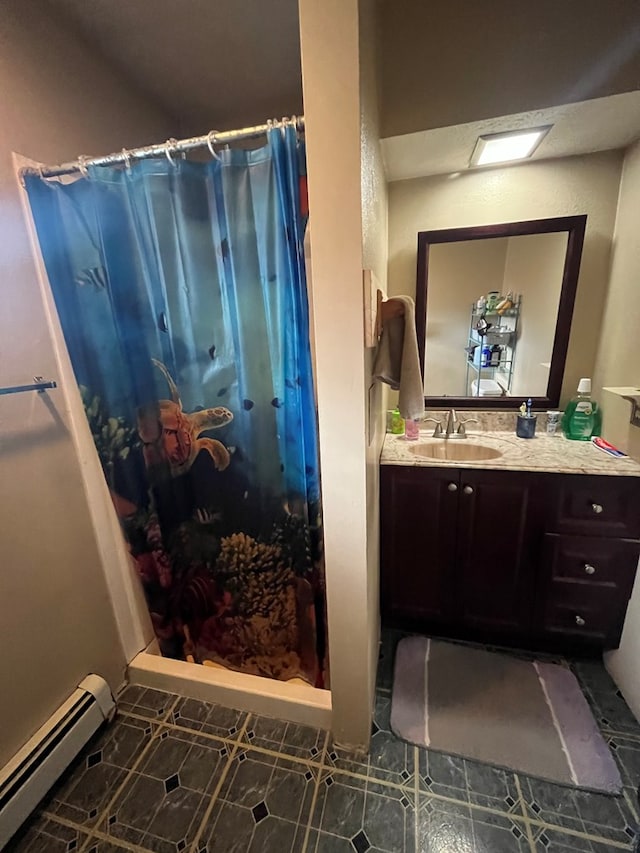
[23,115,305,179]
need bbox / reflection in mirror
[416,216,587,409]
[425,231,568,398]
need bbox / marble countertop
[381,431,640,476]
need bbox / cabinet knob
[584,563,596,575]
[447,482,458,492]
[463,485,474,495]
[591,503,604,515]
[575,615,586,627]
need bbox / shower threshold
[127,641,332,730]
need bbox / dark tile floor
[7,630,640,852]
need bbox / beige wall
[425,238,508,396]
[387,151,623,407]
[378,0,640,138]
[300,0,377,749]
[596,140,640,719]
[0,1,171,766]
[505,231,568,397]
[593,140,640,460]
[360,0,389,718]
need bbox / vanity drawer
[540,584,618,642]
[546,475,640,538]
[542,534,640,587]
[537,533,639,645]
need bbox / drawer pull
[591,503,604,515]
[448,482,458,492]
[575,615,586,627]
[584,563,596,575]
[463,485,474,495]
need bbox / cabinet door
[455,469,541,634]
[380,466,458,626]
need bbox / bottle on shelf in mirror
[466,298,520,395]
[486,291,500,311]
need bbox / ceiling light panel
[470,126,551,167]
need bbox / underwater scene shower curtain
[25,127,327,687]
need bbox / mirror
[415,215,587,409]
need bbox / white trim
[128,651,332,730]
[0,675,114,849]
[13,152,153,663]
[533,661,578,785]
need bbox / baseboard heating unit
[0,674,115,849]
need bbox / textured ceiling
[38,0,640,180]
[382,92,640,181]
[41,0,303,135]
[378,0,640,139]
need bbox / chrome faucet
[424,409,478,439]
[445,408,458,437]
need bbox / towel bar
[363,269,407,347]
[0,378,58,397]
[376,290,405,339]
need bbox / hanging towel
[373,295,425,420]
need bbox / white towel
[372,295,425,420]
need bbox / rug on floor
[390,635,622,793]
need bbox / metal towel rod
[0,377,58,396]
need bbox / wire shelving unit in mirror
[465,300,520,396]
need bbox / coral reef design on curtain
[25,127,327,686]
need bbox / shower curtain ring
[121,148,131,172]
[77,155,89,178]
[165,138,179,166]
[206,131,221,160]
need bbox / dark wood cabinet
[532,473,640,647]
[534,533,637,645]
[380,466,458,625]
[381,465,640,652]
[455,469,541,634]
[380,466,544,638]
[546,475,640,539]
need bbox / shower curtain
[24,126,327,687]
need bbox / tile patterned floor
[7,634,640,853]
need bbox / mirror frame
[415,214,587,409]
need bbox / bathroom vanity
[380,431,640,651]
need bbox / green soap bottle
[562,378,602,441]
[390,407,405,435]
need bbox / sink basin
[409,441,503,461]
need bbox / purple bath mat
[391,636,622,793]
